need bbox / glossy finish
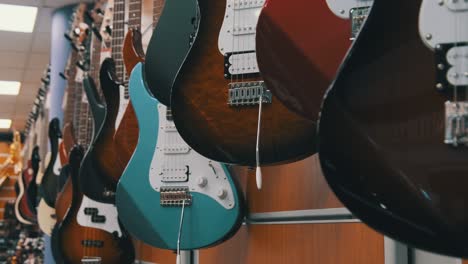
[170,0,315,166]
[18,147,41,223]
[103,28,144,185]
[256,0,350,120]
[144,0,198,105]
[116,63,243,249]
[57,146,135,264]
[318,0,468,257]
[38,118,62,207]
[79,67,112,203]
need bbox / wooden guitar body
[170,0,315,166]
[116,63,244,249]
[318,0,468,257]
[57,146,135,264]
[256,0,351,120]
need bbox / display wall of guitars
[317,0,468,258]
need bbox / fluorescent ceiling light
[0,119,12,129]
[0,4,37,33]
[0,81,20,95]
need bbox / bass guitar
[116,62,244,250]
[57,146,134,264]
[256,0,372,120]
[167,0,315,166]
[318,0,468,258]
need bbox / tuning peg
[76,60,86,71]
[64,33,73,42]
[59,72,68,80]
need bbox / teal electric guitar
[115,63,244,250]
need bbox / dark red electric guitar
[256,0,372,120]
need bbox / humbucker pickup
[160,187,192,207]
[224,51,260,78]
[81,256,102,264]
[81,240,104,248]
[228,81,272,106]
[350,6,370,40]
[445,101,468,147]
[161,166,189,182]
[435,43,468,92]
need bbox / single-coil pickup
[81,240,104,248]
[446,45,468,86]
[445,0,468,11]
[84,207,106,223]
[228,81,272,106]
[233,0,265,10]
[160,166,189,182]
[160,187,192,207]
[163,123,177,132]
[162,145,191,154]
[232,26,256,36]
[225,52,259,77]
[81,257,102,264]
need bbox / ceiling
[0,0,83,132]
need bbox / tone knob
[197,177,208,187]
[217,189,227,199]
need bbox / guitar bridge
[228,81,272,106]
[350,6,370,40]
[160,187,192,207]
[81,257,101,264]
[445,101,468,147]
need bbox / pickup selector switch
[197,177,208,187]
[217,189,227,199]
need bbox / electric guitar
[317,0,468,258]
[37,118,62,235]
[166,0,315,166]
[16,146,40,224]
[256,0,372,120]
[116,61,244,250]
[58,146,135,264]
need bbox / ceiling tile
[0,52,28,69]
[35,8,53,33]
[23,69,45,83]
[0,69,23,81]
[31,32,51,53]
[27,53,50,69]
[0,32,33,52]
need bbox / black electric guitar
[318,0,468,258]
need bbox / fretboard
[63,50,80,126]
[111,0,126,83]
[153,0,165,27]
[129,0,142,29]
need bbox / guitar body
[256,0,351,120]
[79,68,113,203]
[170,0,315,166]
[38,118,63,235]
[15,161,35,225]
[116,63,244,249]
[16,147,41,224]
[57,146,135,264]
[144,0,198,106]
[318,0,468,257]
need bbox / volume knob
[217,189,227,199]
[197,177,208,187]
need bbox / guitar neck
[128,0,142,30]
[111,0,126,83]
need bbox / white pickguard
[77,195,122,237]
[149,104,235,210]
[37,199,56,236]
[115,84,129,130]
[326,0,373,19]
[419,0,468,49]
[53,139,63,175]
[218,0,265,54]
